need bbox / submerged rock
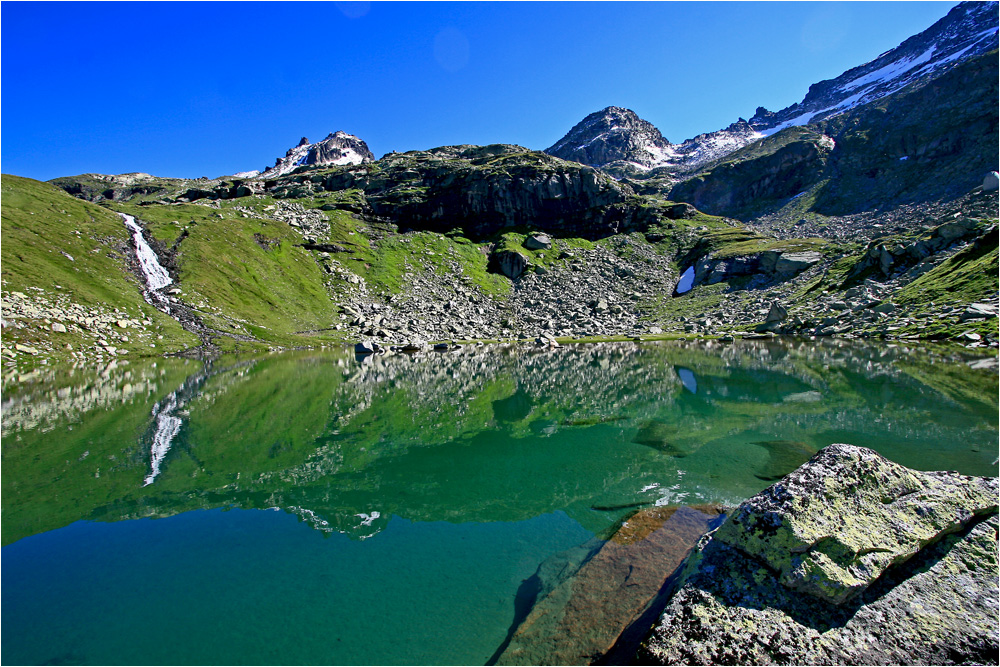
[632,420,703,457]
[640,444,1000,665]
[749,439,816,482]
[495,505,723,666]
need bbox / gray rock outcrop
[641,444,999,666]
[983,171,999,191]
[491,249,530,279]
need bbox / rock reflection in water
[2,338,997,547]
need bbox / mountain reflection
[2,339,997,545]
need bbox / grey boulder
[641,444,1000,666]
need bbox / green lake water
[2,339,997,665]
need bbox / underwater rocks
[494,505,724,666]
[640,444,1000,665]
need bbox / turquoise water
[2,339,997,665]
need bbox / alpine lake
[2,338,997,666]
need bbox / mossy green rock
[641,444,1000,665]
[715,444,998,604]
[641,515,999,665]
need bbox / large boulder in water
[717,444,997,604]
[640,444,999,665]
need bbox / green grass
[895,231,998,308]
[1,175,199,361]
[710,236,828,260]
[113,200,338,343]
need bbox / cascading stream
[119,213,172,295]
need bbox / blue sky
[2,1,958,181]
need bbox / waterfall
[119,213,172,292]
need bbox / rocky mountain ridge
[750,0,1000,135]
[548,1,998,177]
[546,107,764,177]
[235,131,374,179]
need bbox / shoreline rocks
[640,444,1000,666]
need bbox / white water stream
[120,213,172,292]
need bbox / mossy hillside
[48,172,199,205]
[669,127,834,220]
[494,230,597,269]
[697,126,832,177]
[814,50,999,215]
[895,227,999,308]
[1,176,199,359]
[642,281,732,325]
[341,228,513,299]
[113,200,337,342]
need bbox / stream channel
[2,339,997,664]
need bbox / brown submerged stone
[495,504,723,666]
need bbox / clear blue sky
[2,1,958,181]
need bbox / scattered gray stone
[765,302,788,323]
[961,303,998,321]
[774,251,822,274]
[492,249,530,279]
[983,171,999,191]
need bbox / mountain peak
[545,107,674,169]
[234,131,375,179]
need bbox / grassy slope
[1,175,198,356]
[113,199,339,346]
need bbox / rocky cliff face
[192,144,675,240]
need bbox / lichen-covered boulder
[715,444,998,604]
[640,444,1000,666]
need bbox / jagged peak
[252,130,375,178]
